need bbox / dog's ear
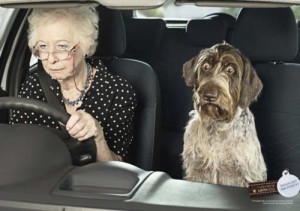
[238,58,263,109]
[183,56,198,87]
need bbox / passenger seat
[232,7,300,180]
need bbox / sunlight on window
[0,7,15,90]
[292,6,300,20]
[0,7,14,53]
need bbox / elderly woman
[10,7,137,162]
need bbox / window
[0,7,15,90]
[0,7,15,54]
[292,6,300,20]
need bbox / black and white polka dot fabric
[10,58,137,159]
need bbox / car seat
[232,7,300,180]
[94,5,161,171]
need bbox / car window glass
[0,7,15,55]
[30,56,38,66]
[0,7,15,91]
[292,6,300,20]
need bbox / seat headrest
[124,18,166,53]
[187,19,228,46]
[203,12,236,28]
[95,5,126,58]
[231,8,298,62]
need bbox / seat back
[105,59,160,170]
[202,12,236,42]
[95,5,161,171]
[123,17,166,65]
[232,7,300,180]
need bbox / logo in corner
[277,169,300,198]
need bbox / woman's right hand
[66,110,121,161]
[66,110,105,143]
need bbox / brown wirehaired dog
[182,43,267,187]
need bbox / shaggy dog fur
[182,43,267,187]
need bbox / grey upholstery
[96,5,161,171]
[232,7,300,180]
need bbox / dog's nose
[203,92,218,102]
[202,85,218,102]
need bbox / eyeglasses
[32,43,78,61]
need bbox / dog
[182,43,267,187]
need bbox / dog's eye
[202,62,211,71]
[226,66,235,74]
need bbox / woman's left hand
[66,110,104,142]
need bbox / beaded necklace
[62,63,93,106]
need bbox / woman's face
[34,18,85,80]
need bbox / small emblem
[277,169,300,198]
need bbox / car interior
[122,9,238,179]
[0,0,300,210]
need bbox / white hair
[27,6,99,57]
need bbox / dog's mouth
[200,103,230,122]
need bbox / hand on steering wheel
[66,110,105,143]
[0,97,97,166]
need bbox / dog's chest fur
[182,107,266,187]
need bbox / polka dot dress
[10,58,137,159]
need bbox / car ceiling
[0,0,168,9]
[1,0,300,9]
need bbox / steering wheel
[0,97,96,166]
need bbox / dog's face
[183,43,262,122]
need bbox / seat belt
[38,66,96,166]
[38,69,65,114]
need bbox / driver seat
[94,5,161,171]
